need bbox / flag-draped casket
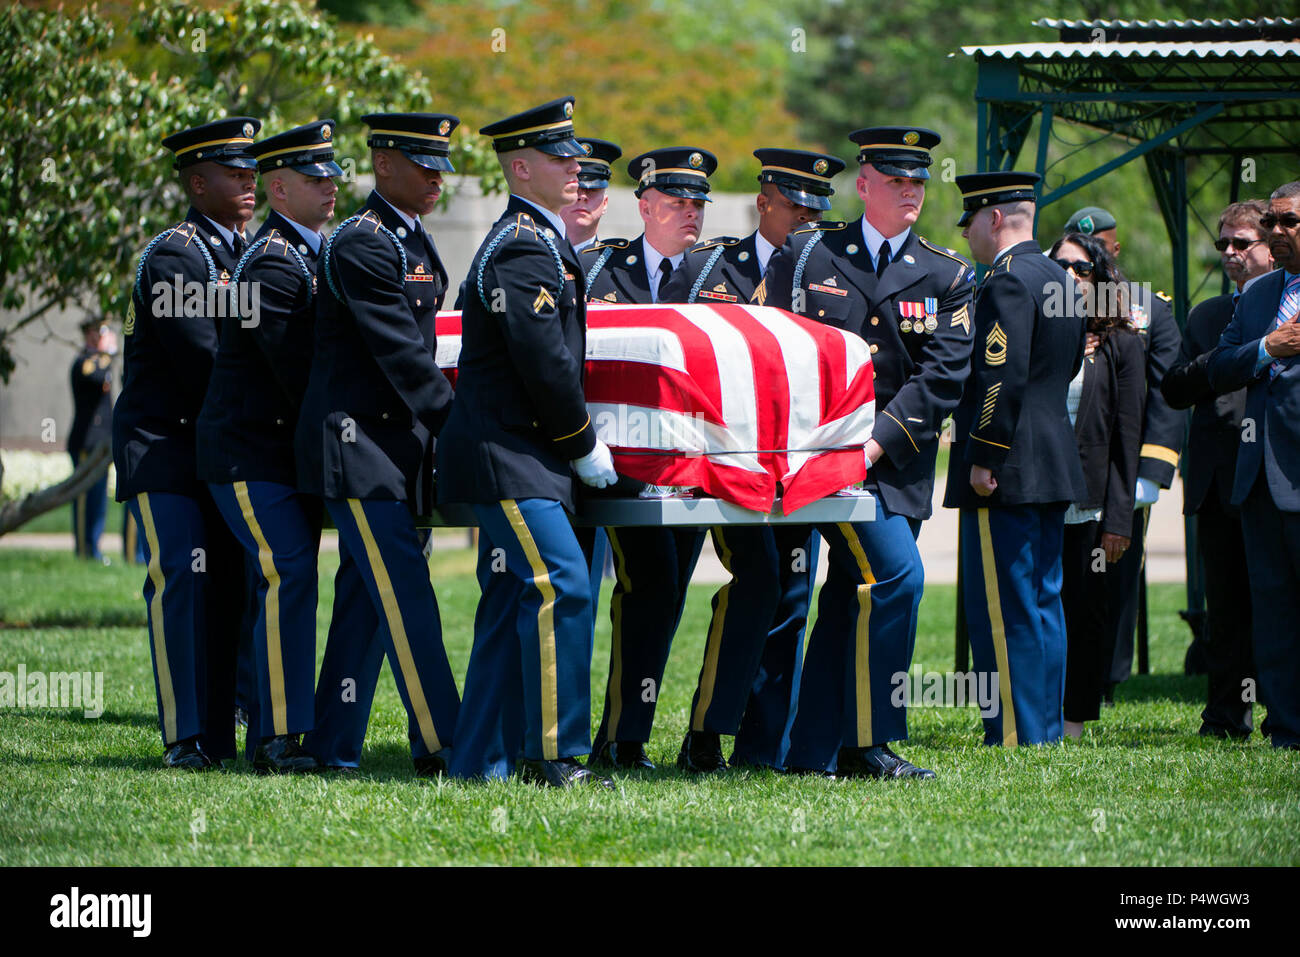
[435,303,875,513]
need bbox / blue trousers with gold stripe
[686,526,782,735]
[129,490,244,756]
[959,506,1067,747]
[301,543,386,767]
[312,499,459,761]
[451,498,594,779]
[731,527,817,768]
[785,510,924,772]
[594,526,705,745]
[208,481,321,742]
[70,450,108,559]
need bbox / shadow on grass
[1115,673,1204,706]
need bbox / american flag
[435,303,876,513]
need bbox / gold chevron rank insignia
[533,286,556,312]
[951,303,970,334]
[984,322,1007,366]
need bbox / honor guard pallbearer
[439,97,616,789]
[113,117,261,769]
[661,147,846,772]
[758,127,972,777]
[294,112,461,775]
[197,120,345,773]
[581,145,717,770]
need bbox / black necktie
[658,258,674,302]
[876,240,890,280]
[232,232,246,257]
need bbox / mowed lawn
[1,545,1297,866]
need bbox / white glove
[572,440,618,489]
[1134,477,1160,509]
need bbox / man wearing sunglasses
[1208,181,1300,752]
[1161,200,1272,740]
[1064,205,1184,699]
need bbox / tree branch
[0,442,112,536]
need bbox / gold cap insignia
[243,123,255,138]
[439,119,450,135]
[563,102,574,118]
[813,159,829,175]
[903,131,919,146]
[583,142,593,155]
[322,124,332,140]
[688,152,703,169]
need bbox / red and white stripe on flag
[435,303,875,513]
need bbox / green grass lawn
[1,547,1297,866]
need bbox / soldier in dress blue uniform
[943,171,1088,746]
[757,128,973,777]
[294,112,461,776]
[660,148,845,772]
[563,137,622,618]
[579,146,717,770]
[69,320,116,562]
[112,117,262,769]
[1062,206,1184,696]
[438,97,616,789]
[197,120,344,773]
[563,137,621,254]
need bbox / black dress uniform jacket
[197,210,319,486]
[69,346,113,458]
[662,233,763,304]
[113,208,241,499]
[1131,288,1184,486]
[436,196,596,512]
[581,235,656,303]
[1072,329,1146,536]
[943,240,1088,509]
[1159,293,1247,514]
[757,220,976,520]
[295,191,452,512]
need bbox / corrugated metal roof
[960,41,1300,60]
[1034,18,1297,30]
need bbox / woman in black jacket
[1049,232,1147,739]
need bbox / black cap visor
[402,149,455,173]
[776,183,832,211]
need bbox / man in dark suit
[1161,200,1273,739]
[757,128,974,777]
[1064,206,1184,693]
[198,120,344,773]
[663,148,846,772]
[439,97,615,789]
[113,117,261,769]
[579,146,717,771]
[1207,180,1300,751]
[294,112,461,776]
[944,171,1087,747]
[69,320,115,562]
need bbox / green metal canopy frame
[953,18,1300,668]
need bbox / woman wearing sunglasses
[1048,231,1147,739]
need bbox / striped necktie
[1269,273,1300,380]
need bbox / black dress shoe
[252,734,320,774]
[163,738,213,771]
[677,731,728,773]
[519,757,615,790]
[1198,724,1250,741]
[414,752,449,778]
[322,764,361,775]
[589,740,655,770]
[836,745,935,780]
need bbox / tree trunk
[0,442,112,536]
